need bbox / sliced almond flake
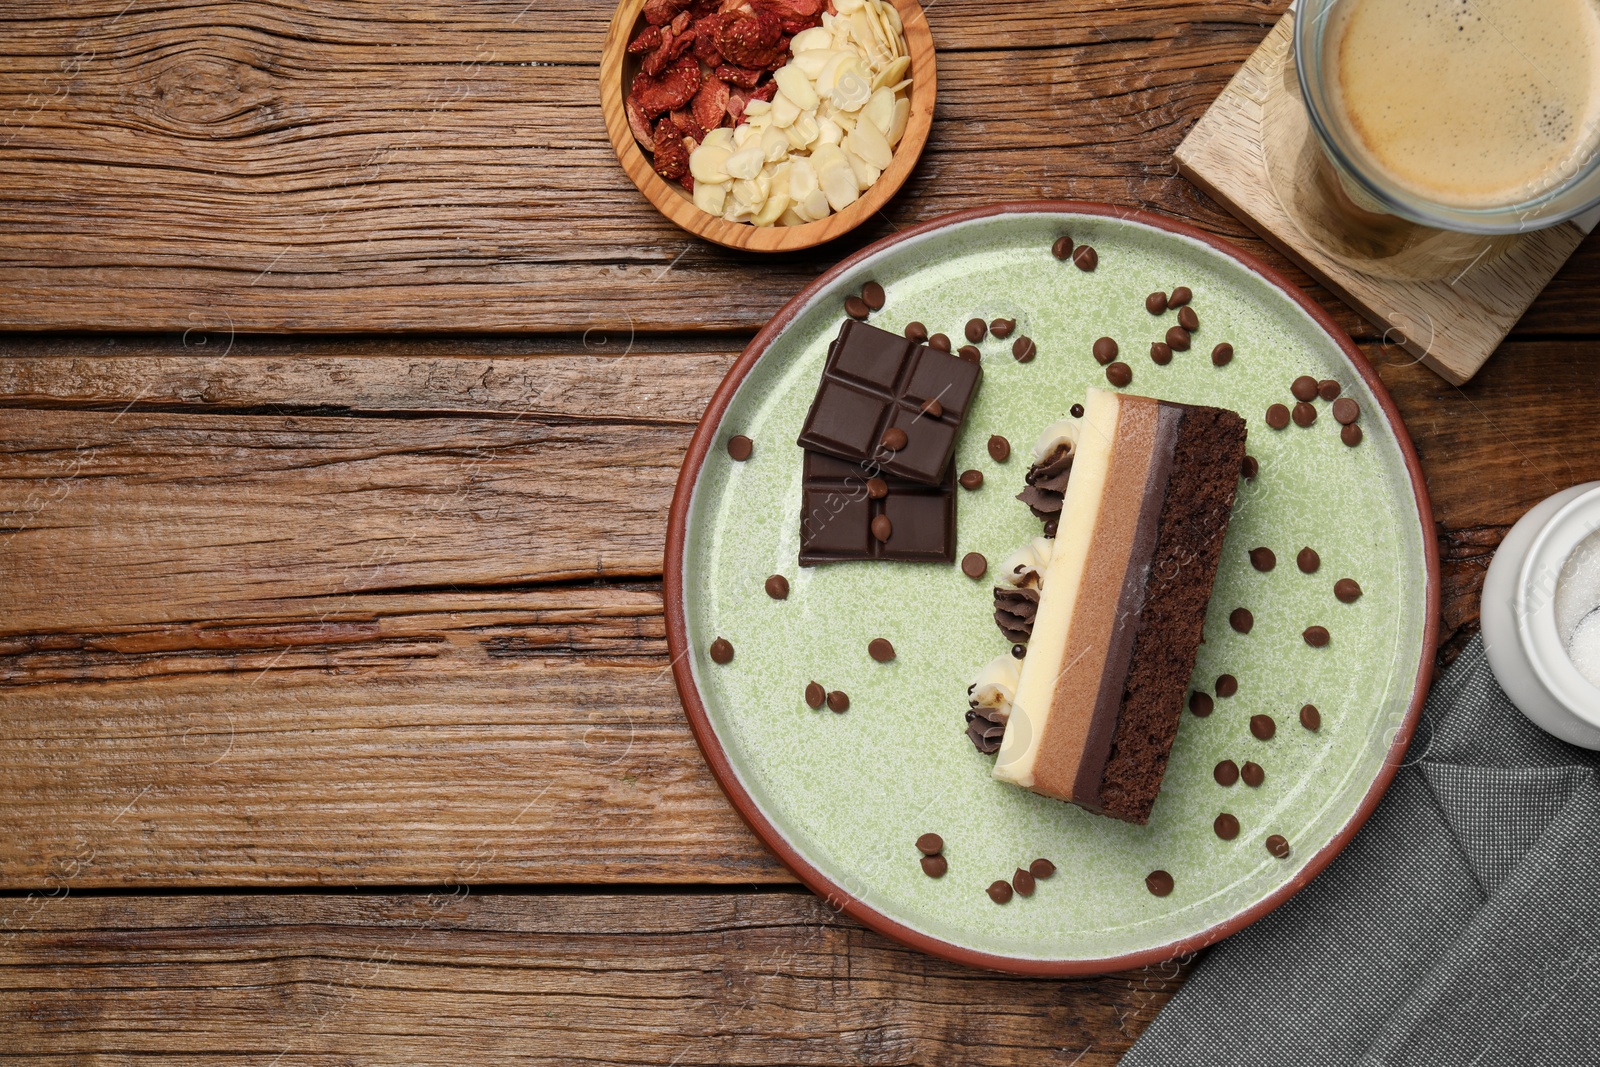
[694,180,727,216]
[888,96,911,146]
[871,56,910,91]
[753,191,790,227]
[862,86,895,136]
[801,187,831,219]
[845,116,893,169]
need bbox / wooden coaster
[1174,13,1593,385]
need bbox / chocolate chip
[1300,703,1321,731]
[1335,578,1363,603]
[1230,608,1254,634]
[805,681,825,709]
[868,637,896,662]
[861,281,886,310]
[1341,423,1363,447]
[1241,455,1258,480]
[1150,342,1172,366]
[1318,379,1341,401]
[1043,520,1058,537]
[1030,858,1056,879]
[826,690,850,713]
[870,514,892,543]
[1012,336,1036,362]
[957,345,981,362]
[1012,868,1036,896]
[1332,397,1360,425]
[1146,870,1174,897]
[1292,401,1317,428]
[1190,691,1214,717]
[987,879,1014,904]
[1250,714,1276,740]
[965,318,987,343]
[1214,760,1240,786]
[1011,643,1026,659]
[1073,245,1098,271]
[1303,625,1331,647]
[880,427,908,451]
[1216,674,1238,698]
[1266,834,1290,859]
[1166,325,1191,351]
[1250,547,1277,572]
[1291,375,1319,402]
[1214,813,1240,840]
[916,832,944,855]
[1265,404,1290,430]
[1177,306,1199,332]
[905,321,928,342]
[990,318,1016,339]
[1169,286,1192,307]
[959,469,984,490]
[921,854,948,878]
[727,435,754,460]
[1242,761,1265,787]
[1146,291,1169,314]
[929,333,951,351]
[1212,342,1235,367]
[1106,362,1133,387]
[1051,235,1074,261]
[1297,547,1320,573]
[765,574,790,599]
[920,398,944,418]
[709,637,734,664]
[1070,403,1085,419]
[961,552,987,579]
[844,296,870,320]
[1092,337,1119,365]
[866,477,888,500]
[988,435,1011,462]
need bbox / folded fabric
[1121,635,1600,1067]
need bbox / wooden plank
[0,890,1191,1063]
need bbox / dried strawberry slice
[716,8,782,68]
[692,13,727,66]
[632,55,702,117]
[626,96,657,151]
[691,77,730,134]
[627,25,663,54]
[651,118,690,181]
[714,64,763,89]
[748,80,777,103]
[642,0,691,27]
[669,9,692,34]
[726,87,750,123]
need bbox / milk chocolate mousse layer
[994,388,1247,824]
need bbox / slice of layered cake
[994,388,1247,824]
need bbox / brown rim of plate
[662,200,1441,976]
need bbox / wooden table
[1,1,1596,1060]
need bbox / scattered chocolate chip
[1070,403,1085,419]
[1073,245,1098,271]
[1332,397,1360,425]
[1291,375,1319,402]
[868,637,896,663]
[1146,291,1169,315]
[1216,674,1238,698]
[961,552,988,579]
[1011,643,1026,659]
[861,281,886,310]
[1012,868,1036,896]
[1335,578,1363,603]
[1190,691,1214,717]
[870,514,893,543]
[957,345,982,362]
[826,690,850,713]
[1250,714,1276,740]
[905,321,928,343]
[916,832,944,855]
[1146,870,1174,897]
[959,469,984,490]
[1341,423,1363,447]
[844,296,870,320]
[988,879,1014,904]
[1169,286,1192,307]
[1212,342,1235,367]
[920,398,944,418]
[1241,455,1259,480]
[965,318,987,343]
[921,854,948,878]
[1051,235,1074,261]
[1230,607,1254,634]
[1266,404,1291,430]
[1030,858,1056,879]
[929,333,951,351]
[1303,625,1331,648]
[1215,760,1240,786]
[1166,325,1191,351]
[1318,379,1341,401]
[727,435,754,460]
[1012,336,1037,362]
[765,574,790,599]
[881,427,908,451]
[990,318,1016,339]
[1214,813,1240,840]
[866,477,888,500]
[1292,401,1317,428]
[1297,547,1321,573]
[805,681,825,709]
[988,435,1011,462]
[1250,547,1277,572]
[709,637,734,664]
[1266,834,1290,859]
[1300,703,1322,731]
[1177,306,1199,332]
[1092,337,1119,365]
[1106,362,1133,387]
[1242,761,1265,787]
[1149,342,1172,365]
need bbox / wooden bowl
[599,0,936,252]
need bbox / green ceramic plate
[665,203,1438,975]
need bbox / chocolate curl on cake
[994,586,1040,642]
[965,651,1020,755]
[965,707,1008,754]
[1015,420,1078,521]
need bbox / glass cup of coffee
[1294,0,1600,234]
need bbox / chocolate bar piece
[799,452,955,565]
[797,320,982,485]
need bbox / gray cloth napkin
[1122,635,1600,1067]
